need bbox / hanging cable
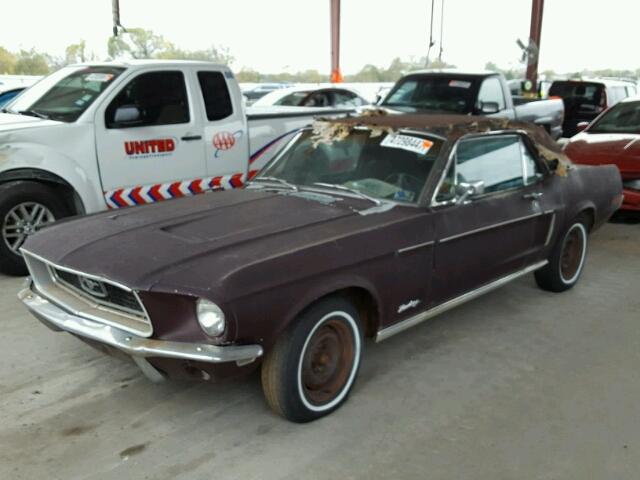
[426,0,436,67]
[438,0,445,62]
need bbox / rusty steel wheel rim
[560,224,586,283]
[301,318,355,407]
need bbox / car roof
[402,69,498,78]
[67,59,229,70]
[321,111,565,156]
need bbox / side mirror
[480,102,500,114]
[576,121,590,132]
[113,105,141,125]
[455,180,485,204]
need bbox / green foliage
[108,28,169,59]
[65,40,93,64]
[156,45,234,65]
[344,57,455,83]
[13,49,51,75]
[0,47,17,74]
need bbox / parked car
[564,96,640,211]
[0,61,353,275]
[252,85,370,108]
[242,83,291,104]
[19,113,622,422]
[549,78,637,137]
[0,87,26,108]
[380,70,565,139]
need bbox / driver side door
[430,133,550,305]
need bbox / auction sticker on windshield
[449,80,471,89]
[381,133,434,156]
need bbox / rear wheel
[535,214,589,292]
[0,181,70,276]
[261,296,363,423]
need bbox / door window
[435,134,540,202]
[106,71,189,128]
[302,91,331,107]
[333,90,366,107]
[198,71,233,121]
[477,77,506,111]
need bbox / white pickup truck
[0,60,349,274]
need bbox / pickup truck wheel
[535,214,589,293]
[0,181,70,276]
[261,297,363,423]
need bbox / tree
[0,47,16,74]
[108,28,168,59]
[65,40,93,64]
[13,49,50,75]
[156,45,234,65]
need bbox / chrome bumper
[19,285,263,382]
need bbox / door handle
[523,192,543,200]
[181,135,202,141]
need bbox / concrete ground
[1,220,639,480]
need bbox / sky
[2,0,639,75]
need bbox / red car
[565,97,640,211]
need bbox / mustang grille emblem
[79,277,109,299]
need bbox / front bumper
[19,285,264,382]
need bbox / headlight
[196,299,226,336]
[623,179,640,191]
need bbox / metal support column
[525,0,545,95]
[330,0,343,83]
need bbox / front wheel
[535,214,589,293]
[0,181,70,276]
[261,297,363,423]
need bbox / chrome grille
[53,268,144,317]
[22,251,153,337]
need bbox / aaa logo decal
[213,130,243,157]
[124,138,176,158]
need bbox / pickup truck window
[383,76,478,114]
[477,77,506,111]
[106,71,189,128]
[259,130,442,204]
[197,71,233,121]
[6,66,124,122]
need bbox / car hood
[24,189,387,294]
[565,132,640,176]
[0,112,62,132]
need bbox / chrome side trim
[376,260,548,342]
[397,240,435,255]
[544,211,556,247]
[19,287,263,369]
[440,212,544,244]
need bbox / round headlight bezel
[196,299,226,337]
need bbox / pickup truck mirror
[113,105,142,125]
[576,121,590,132]
[455,180,485,204]
[480,102,500,114]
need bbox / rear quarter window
[198,71,233,121]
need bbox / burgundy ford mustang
[19,114,622,422]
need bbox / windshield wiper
[311,182,382,206]
[251,176,298,191]
[18,109,49,120]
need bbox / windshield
[5,65,125,122]
[383,76,478,113]
[589,101,640,134]
[256,128,442,204]
[548,81,604,106]
[274,91,311,106]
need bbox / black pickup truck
[381,70,564,139]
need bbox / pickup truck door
[95,68,206,206]
[430,133,552,304]
[196,68,249,184]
